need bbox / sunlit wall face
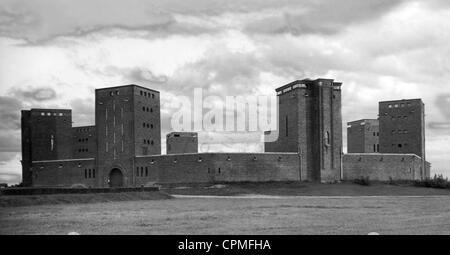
[1,0,450,185]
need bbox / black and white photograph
[0,0,450,239]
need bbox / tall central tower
[265,78,343,182]
[95,85,161,187]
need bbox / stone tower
[95,85,161,187]
[347,119,379,153]
[378,99,426,173]
[166,132,198,154]
[21,109,73,186]
[265,78,343,182]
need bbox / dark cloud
[246,0,407,35]
[11,87,57,102]
[0,0,411,43]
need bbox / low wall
[31,158,97,187]
[0,186,159,196]
[343,153,425,181]
[134,153,301,185]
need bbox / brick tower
[347,119,379,153]
[95,85,161,187]
[21,109,73,186]
[378,99,426,174]
[265,78,343,182]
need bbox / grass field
[1,183,450,235]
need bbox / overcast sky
[1,0,450,185]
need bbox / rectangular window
[285,115,288,137]
[84,169,87,179]
[92,169,95,178]
[136,167,139,177]
[145,167,148,177]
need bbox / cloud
[1,0,450,181]
[0,95,22,130]
[11,87,57,102]
[0,0,413,44]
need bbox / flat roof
[347,119,379,125]
[32,158,95,163]
[72,125,95,128]
[275,78,341,92]
[27,108,72,112]
[167,132,198,137]
[95,84,160,93]
[379,98,423,104]
[345,153,422,159]
[135,152,299,158]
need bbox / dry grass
[1,195,449,235]
[162,181,450,196]
[0,191,172,207]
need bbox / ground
[1,183,450,235]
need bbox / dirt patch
[0,191,172,207]
[162,181,450,197]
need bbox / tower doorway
[109,168,123,187]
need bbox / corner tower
[21,109,73,186]
[95,85,161,187]
[265,78,343,182]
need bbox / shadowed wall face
[379,99,425,159]
[134,153,301,185]
[166,132,198,154]
[21,109,73,186]
[72,126,97,159]
[265,79,343,182]
[343,154,426,181]
[347,119,379,153]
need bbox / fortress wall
[343,153,425,181]
[31,159,97,187]
[134,153,301,185]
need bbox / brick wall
[133,153,301,185]
[31,159,97,187]
[343,153,426,181]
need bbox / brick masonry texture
[166,132,198,154]
[21,81,430,188]
[134,153,301,185]
[347,119,379,153]
[343,153,426,181]
[264,79,343,182]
